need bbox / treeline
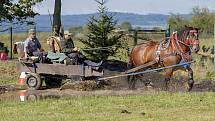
[168,7,215,37]
[68,21,132,35]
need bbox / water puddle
[0,89,65,102]
[1,80,215,102]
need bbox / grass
[0,61,19,85]
[0,92,215,121]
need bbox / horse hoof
[188,80,194,91]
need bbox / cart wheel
[45,78,62,88]
[26,74,42,90]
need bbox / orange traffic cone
[19,90,26,102]
[18,72,27,86]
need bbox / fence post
[165,25,170,38]
[214,23,215,70]
[10,26,13,59]
[168,25,171,36]
[133,30,137,46]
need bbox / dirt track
[0,78,215,102]
[0,60,215,101]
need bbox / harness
[155,31,192,65]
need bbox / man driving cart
[60,31,103,68]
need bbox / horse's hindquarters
[130,43,157,66]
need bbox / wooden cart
[17,61,103,90]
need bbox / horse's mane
[147,41,158,46]
[137,40,158,46]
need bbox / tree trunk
[53,0,61,36]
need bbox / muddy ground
[0,60,215,101]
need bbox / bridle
[178,29,199,52]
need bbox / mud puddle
[0,77,215,102]
[0,89,66,102]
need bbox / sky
[34,0,215,15]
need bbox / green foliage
[205,71,215,80]
[167,14,190,32]
[168,7,215,37]
[80,0,124,61]
[0,0,42,23]
[191,7,215,36]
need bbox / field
[0,33,215,121]
[1,92,215,121]
[0,32,214,84]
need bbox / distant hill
[35,12,169,32]
[1,12,190,32]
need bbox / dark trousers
[67,52,99,66]
[67,53,85,64]
[28,51,47,63]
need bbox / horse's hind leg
[127,62,137,89]
[127,75,136,89]
[164,68,173,91]
[187,67,194,91]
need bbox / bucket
[0,52,8,60]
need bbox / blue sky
[34,0,215,15]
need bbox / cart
[17,60,103,90]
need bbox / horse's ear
[184,25,188,28]
[194,27,199,31]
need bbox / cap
[28,28,36,34]
[64,30,72,36]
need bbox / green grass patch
[0,61,19,85]
[0,92,215,121]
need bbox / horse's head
[183,26,200,53]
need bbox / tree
[53,0,62,36]
[191,7,215,35]
[167,13,190,32]
[0,0,42,24]
[80,0,123,61]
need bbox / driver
[60,31,102,67]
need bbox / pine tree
[81,0,123,61]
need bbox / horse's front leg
[186,67,194,91]
[164,68,173,91]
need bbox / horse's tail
[127,57,133,70]
[127,47,135,70]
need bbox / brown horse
[128,26,200,91]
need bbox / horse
[128,26,200,91]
